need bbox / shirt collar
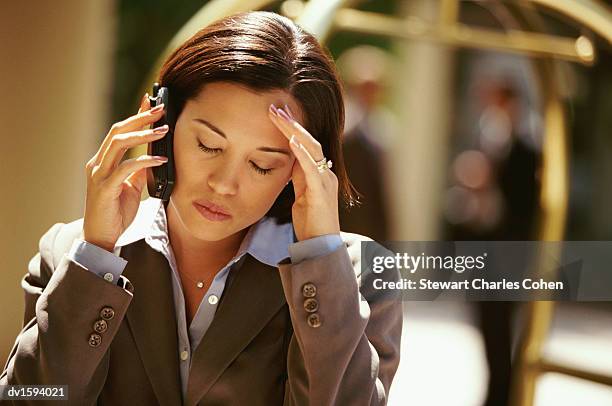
[115,197,294,267]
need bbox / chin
[194,230,233,242]
[189,217,239,241]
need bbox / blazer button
[307,313,321,328]
[302,283,317,298]
[93,319,108,334]
[100,307,115,320]
[88,333,102,347]
[303,298,319,313]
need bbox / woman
[1,11,402,406]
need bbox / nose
[207,163,239,196]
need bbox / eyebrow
[193,118,291,156]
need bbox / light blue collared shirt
[67,197,342,399]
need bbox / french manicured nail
[284,104,295,118]
[277,108,292,121]
[269,104,279,116]
[153,125,169,134]
[153,155,168,162]
[151,104,164,113]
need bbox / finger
[289,156,307,196]
[110,103,165,136]
[92,104,166,167]
[268,108,319,160]
[288,135,323,190]
[268,104,324,161]
[125,167,147,196]
[290,156,305,183]
[284,103,296,119]
[137,92,149,114]
[96,126,169,180]
[107,155,168,188]
[106,124,170,171]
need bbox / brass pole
[333,8,594,64]
[539,361,612,387]
[510,88,568,404]
[439,0,459,26]
[530,0,612,44]
[295,0,354,42]
[507,3,570,403]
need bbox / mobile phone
[146,83,176,201]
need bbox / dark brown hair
[158,11,357,223]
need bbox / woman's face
[169,81,301,242]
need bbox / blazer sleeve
[0,222,134,405]
[278,238,403,406]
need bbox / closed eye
[199,142,274,176]
[198,142,221,154]
[250,162,273,175]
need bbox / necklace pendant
[196,281,204,289]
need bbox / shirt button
[180,350,189,361]
[103,272,114,282]
[303,298,319,313]
[88,333,102,347]
[100,307,115,320]
[208,295,219,305]
[302,283,317,298]
[307,313,321,328]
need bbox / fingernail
[269,104,279,116]
[284,104,295,118]
[277,108,292,122]
[153,156,168,162]
[153,125,169,134]
[151,103,164,113]
[289,135,298,146]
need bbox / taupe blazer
[1,202,402,405]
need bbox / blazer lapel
[185,254,287,406]
[121,239,183,406]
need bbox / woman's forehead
[191,82,302,116]
[185,82,302,145]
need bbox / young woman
[1,11,402,406]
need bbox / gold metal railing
[332,8,595,64]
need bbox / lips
[194,199,230,215]
[193,199,232,221]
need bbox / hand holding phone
[82,92,170,252]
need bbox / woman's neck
[166,199,248,274]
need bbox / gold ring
[315,158,333,173]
